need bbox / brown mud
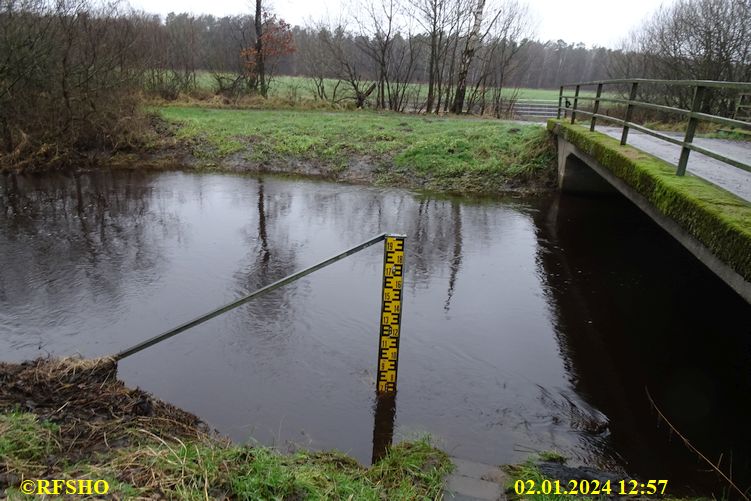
[0,357,213,486]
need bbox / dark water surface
[1,171,749,495]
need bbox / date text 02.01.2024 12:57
[514,479,668,496]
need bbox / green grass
[706,128,751,141]
[0,410,452,500]
[156,107,556,193]
[536,451,566,463]
[0,410,60,467]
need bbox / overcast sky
[128,0,674,49]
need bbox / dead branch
[645,387,750,501]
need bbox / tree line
[611,0,751,118]
[126,1,623,114]
[1,0,749,167]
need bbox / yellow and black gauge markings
[377,235,405,393]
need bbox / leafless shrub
[611,0,751,117]
[0,0,150,169]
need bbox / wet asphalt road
[598,126,751,202]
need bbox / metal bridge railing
[512,99,559,119]
[556,79,751,176]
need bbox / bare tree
[254,0,266,96]
[467,0,531,116]
[319,23,376,107]
[411,0,442,112]
[614,0,751,115]
[353,0,408,110]
[410,0,467,113]
[450,0,485,113]
[208,15,257,98]
[297,26,338,101]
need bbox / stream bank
[0,357,451,499]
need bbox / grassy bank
[0,358,451,500]
[147,107,556,194]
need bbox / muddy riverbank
[0,357,451,499]
[105,108,558,195]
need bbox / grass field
[157,106,556,193]
[193,72,590,103]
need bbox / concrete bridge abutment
[554,133,751,303]
[557,137,617,195]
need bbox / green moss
[537,450,566,463]
[548,120,751,282]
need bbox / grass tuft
[1,407,451,499]
[0,410,61,474]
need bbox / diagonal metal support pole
[114,233,388,361]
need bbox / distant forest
[133,0,750,115]
[1,0,749,165]
[142,11,618,111]
[147,13,616,91]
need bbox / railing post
[620,81,639,145]
[571,85,580,124]
[590,83,603,132]
[677,85,706,176]
[557,86,563,119]
[377,234,405,394]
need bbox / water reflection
[0,172,185,355]
[535,192,751,495]
[444,201,463,312]
[371,393,397,463]
[1,171,749,497]
[257,180,271,264]
[224,179,306,363]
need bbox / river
[1,170,749,496]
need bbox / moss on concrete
[548,119,751,282]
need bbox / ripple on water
[2,171,750,495]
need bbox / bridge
[548,79,751,303]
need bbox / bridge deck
[597,127,751,202]
[548,119,751,302]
